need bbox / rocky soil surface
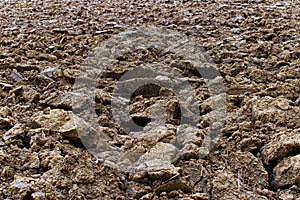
[0,0,299,199]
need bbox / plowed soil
[0,1,299,199]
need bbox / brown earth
[0,0,300,199]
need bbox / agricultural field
[0,0,299,199]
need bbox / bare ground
[0,0,300,199]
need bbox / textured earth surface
[0,0,300,199]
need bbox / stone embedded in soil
[272,154,300,189]
[261,131,300,165]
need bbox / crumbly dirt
[0,0,300,199]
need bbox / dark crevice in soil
[131,83,161,99]
[132,116,151,127]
